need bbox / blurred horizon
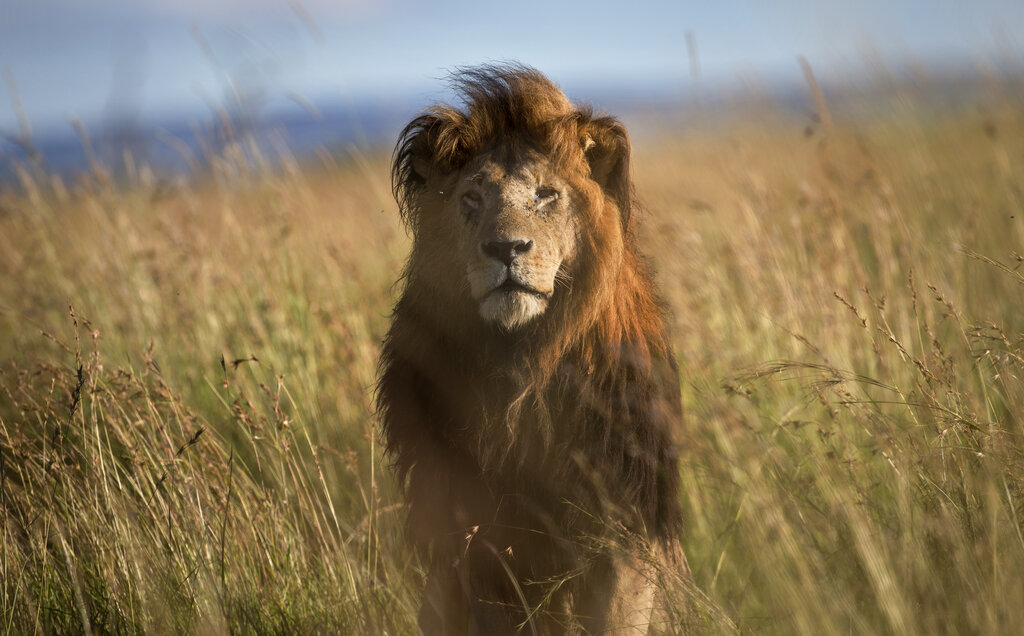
[2,0,1023,179]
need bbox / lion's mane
[376,64,682,629]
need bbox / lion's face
[446,149,580,330]
[394,67,635,335]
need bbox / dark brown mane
[378,63,684,633]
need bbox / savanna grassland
[2,79,1024,634]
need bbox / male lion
[377,64,686,635]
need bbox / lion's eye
[536,187,559,206]
[462,192,482,209]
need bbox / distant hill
[1,68,1020,185]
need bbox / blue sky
[1,0,1022,135]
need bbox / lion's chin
[478,289,547,330]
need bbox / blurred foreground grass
[1,87,1023,634]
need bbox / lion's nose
[481,239,533,267]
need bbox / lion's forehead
[466,151,560,186]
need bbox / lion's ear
[392,111,465,226]
[584,117,633,228]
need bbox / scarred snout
[481,239,534,267]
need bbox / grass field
[2,81,1024,634]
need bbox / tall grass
[2,84,1023,633]
[637,100,1024,633]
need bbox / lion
[377,64,687,635]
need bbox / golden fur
[378,64,684,634]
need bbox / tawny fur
[377,64,685,635]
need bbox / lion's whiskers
[554,268,574,291]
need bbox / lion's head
[392,64,634,333]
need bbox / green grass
[2,88,1023,634]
